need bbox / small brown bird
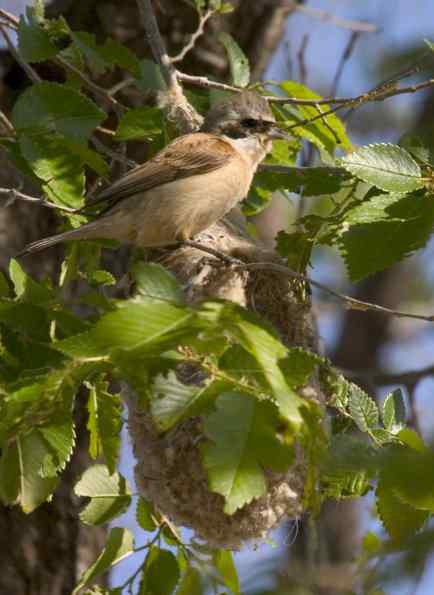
[18,92,287,256]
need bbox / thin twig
[54,56,124,112]
[0,110,15,137]
[175,241,434,324]
[0,24,41,83]
[0,188,79,213]
[242,262,434,323]
[171,9,215,63]
[293,3,378,33]
[260,164,349,177]
[297,34,309,85]
[90,136,137,169]
[345,364,434,387]
[330,32,360,98]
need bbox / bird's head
[202,91,289,143]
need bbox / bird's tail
[16,220,104,257]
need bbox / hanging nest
[125,215,325,549]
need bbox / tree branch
[171,9,215,64]
[292,3,378,33]
[0,188,79,213]
[135,0,202,133]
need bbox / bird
[17,91,288,257]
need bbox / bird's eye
[241,118,258,128]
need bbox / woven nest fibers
[127,403,306,550]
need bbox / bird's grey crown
[202,91,276,138]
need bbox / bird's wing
[83,133,236,213]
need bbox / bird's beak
[267,125,292,141]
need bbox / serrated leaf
[72,527,134,595]
[39,415,76,475]
[18,14,59,62]
[74,465,131,525]
[115,107,163,141]
[145,549,180,595]
[86,382,122,474]
[131,262,184,305]
[376,479,428,544]
[201,392,293,514]
[19,135,85,207]
[56,302,193,358]
[339,190,434,281]
[279,347,322,388]
[213,550,240,594]
[71,32,141,78]
[382,389,406,434]
[233,318,304,426]
[136,497,157,531]
[340,144,424,193]
[278,81,351,153]
[12,82,105,142]
[150,371,215,431]
[348,384,379,432]
[218,33,250,87]
[17,431,59,512]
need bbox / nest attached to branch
[125,212,324,549]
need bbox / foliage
[1,3,434,593]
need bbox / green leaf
[19,135,85,208]
[136,59,167,91]
[218,33,250,87]
[71,32,141,78]
[17,431,59,512]
[348,384,379,432]
[278,81,351,153]
[361,531,382,556]
[150,371,217,431]
[131,262,184,305]
[320,434,377,499]
[115,107,163,141]
[136,497,157,531]
[177,567,202,595]
[397,428,426,452]
[339,190,434,281]
[213,550,240,594]
[39,414,76,475]
[376,479,429,544]
[279,347,323,389]
[201,392,293,514]
[74,465,131,525]
[12,82,106,142]
[73,527,134,595]
[18,14,59,62]
[340,144,424,193]
[56,302,193,358]
[382,447,434,512]
[382,389,406,434]
[233,318,304,426]
[400,133,434,166]
[254,167,349,197]
[86,382,122,474]
[145,548,180,595]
